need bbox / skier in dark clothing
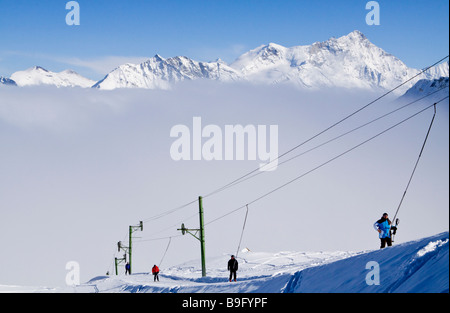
[228,255,238,282]
[125,262,131,275]
[373,213,397,249]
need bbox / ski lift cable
[126,85,447,270]
[392,101,440,223]
[159,237,172,268]
[146,87,448,236]
[132,235,175,269]
[235,205,249,258]
[111,63,448,274]
[210,86,449,190]
[127,235,178,273]
[141,199,198,223]
[136,55,449,227]
[206,97,447,226]
[139,212,198,241]
[202,55,449,200]
[134,235,182,243]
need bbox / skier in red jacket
[152,264,160,282]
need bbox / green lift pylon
[115,242,127,276]
[115,221,143,275]
[178,196,206,277]
[128,221,143,274]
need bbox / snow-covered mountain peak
[264,42,287,51]
[229,42,290,77]
[30,65,49,72]
[93,52,242,90]
[7,31,448,91]
[343,29,368,41]
[61,69,78,75]
[313,31,374,57]
[153,54,165,62]
[20,66,49,73]
[10,66,95,88]
[214,58,228,65]
[258,43,288,61]
[93,30,448,92]
[226,30,429,91]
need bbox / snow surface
[3,232,447,293]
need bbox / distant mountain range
[1,31,449,95]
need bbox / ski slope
[1,232,447,293]
[73,232,449,293]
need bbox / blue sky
[0,0,449,80]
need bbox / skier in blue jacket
[373,213,396,249]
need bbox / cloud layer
[0,81,448,287]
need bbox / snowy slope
[283,232,449,293]
[10,66,95,88]
[57,250,362,293]
[1,232,447,293]
[16,231,438,293]
[424,61,450,79]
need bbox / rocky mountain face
[0,76,17,86]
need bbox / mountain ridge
[3,31,449,92]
